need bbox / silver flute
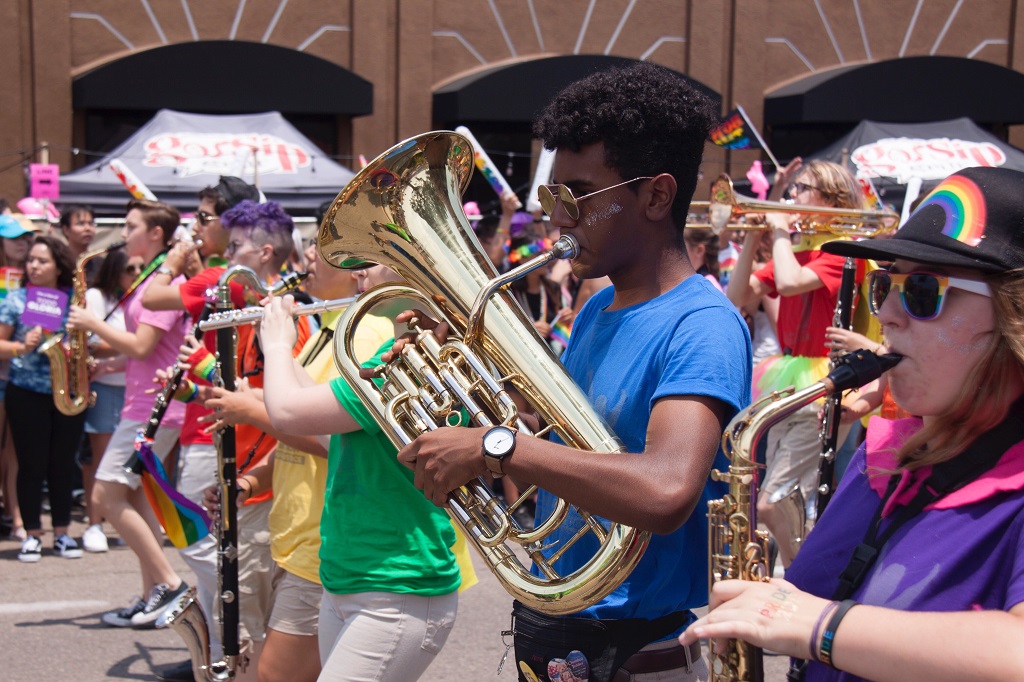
[197,295,358,331]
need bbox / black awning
[74,40,373,116]
[765,56,1024,127]
[433,55,721,125]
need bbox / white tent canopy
[60,110,354,214]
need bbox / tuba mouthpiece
[551,234,579,260]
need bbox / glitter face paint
[583,201,623,228]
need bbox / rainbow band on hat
[508,238,553,264]
[919,175,988,247]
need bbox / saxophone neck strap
[832,392,1024,601]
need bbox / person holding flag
[0,235,86,562]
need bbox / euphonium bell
[318,131,650,615]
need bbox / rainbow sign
[918,175,987,247]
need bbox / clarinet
[815,257,857,519]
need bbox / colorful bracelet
[173,379,199,403]
[809,600,839,662]
[819,599,858,668]
[189,350,218,383]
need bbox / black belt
[612,640,702,681]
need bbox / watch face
[484,426,515,456]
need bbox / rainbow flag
[134,434,212,548]
[550,319,572,348]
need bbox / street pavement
[1,515,790,680]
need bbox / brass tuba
[707,350,900,681]
[319,131,649,615]
[38,241,125,415]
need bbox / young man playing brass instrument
[394,63,752,681]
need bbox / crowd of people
[1,60,1022,682]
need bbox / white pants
[317,590,458,682]
[176,443,221,657]
[176,442,276,658]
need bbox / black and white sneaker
[54,533,83,559]
[102,595,146,627]
[131,581,189,629]
[17,535,42,563]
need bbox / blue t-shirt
[533,275,752,623]
[0,287,70,394]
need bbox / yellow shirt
[269,309,393,582]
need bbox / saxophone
[707,349,901,682]
[38,241,125,416]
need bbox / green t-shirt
[321,340,460,596]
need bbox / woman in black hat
[681,166,1024,681]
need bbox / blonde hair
[797,160,864,210]
[895,270,1024,470]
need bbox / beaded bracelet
[809,600,839,662]
[819,599,858,668]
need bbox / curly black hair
[533,62,718,232]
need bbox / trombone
[705,174,899,238]
[685,201,761,232]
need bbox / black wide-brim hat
[823,166,1024,273]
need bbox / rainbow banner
[455,126,522,208]
[708,105,781,168]
[134,434,212,548]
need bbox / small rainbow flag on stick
[134,434,212,548]
[550,317,572,348]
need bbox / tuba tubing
[321,131,650,615]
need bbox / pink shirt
[122,276,188,427]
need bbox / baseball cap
[823,167,1024,273]
[213,176,261,209]
[0,214,40,239]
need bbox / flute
[197,295,358,331]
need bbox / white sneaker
[82,524,109,553]
[17,535,42,563]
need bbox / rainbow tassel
[135,434,212,549]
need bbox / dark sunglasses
[196,210,220,226]
[867,269,992,321]
[538,177,652,220]
[124,264,142,275]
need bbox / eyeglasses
[196,210,220,226]
[538,177,652,220]
[124,264,142,275]
[789,182,821,197]
[867,269,992,321]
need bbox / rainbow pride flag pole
[455,126,522,209]
[134,433,212,548]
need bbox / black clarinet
[815,257,857,519]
